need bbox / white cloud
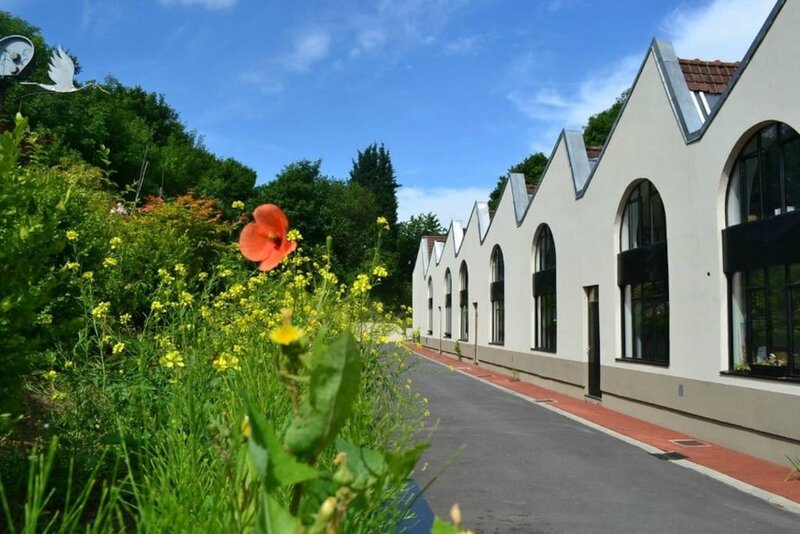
[444,35,484,56]
[159,0,236,9]
[507,53,639,128]
[238,72,284,94]
[283,31,331,73]
[663,0,775,61]
[398,186,491,226]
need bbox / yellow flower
[174,263,187,276]
[157,268,174,284]
[66,230,79,241]
[65,261,80,271]
[112,342,125,354]
[219,268,233,278]
[82,271,94,282]
[44,370,57,381]
[232,200,245,210]
[423,409,431,417]
[151,300,164,313]
[179,291,194,305]
[109,236,122,249]
[159,350,184,369]
[351,274,372,296]
[372,265,388,278]
[91,301,111,319]
[376,216,390,231]
[64,360,74,369]
[119,313,131,325]
[241,416,251,439]
[103,257,117,268]
[269,323,304,346]
[198,271,209,281]
[287,228,303,242]
[212,352,241,372]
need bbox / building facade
[411,0,800,464]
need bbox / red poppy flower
[239,204,297,271]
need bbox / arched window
[426,277,433,335]
[533,225,557,351]
[459,262,469,341]
[444,269,452,338]
[724,123,800,378]
[490,246,505,344]
[619,180,669,364]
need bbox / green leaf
[246,400,319,489]
[431,517,461,534]
[386,442,429,480]
[284,332,361,460]
[335,438,387,489]
[257,495,303,534]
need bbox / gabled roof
[422,235,447,259]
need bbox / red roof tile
[423,235,447,258]
[585,145,603,159]
[678,58,740,94]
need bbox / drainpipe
[437,306,443,354]
[472,302,479,365]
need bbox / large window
[459,262,469,341]
[490,246,505,344]
[619,180,669,364]
[444,269,452,338]
[426,277,433,336]
[533,225,557,351]
[725,123,800,379]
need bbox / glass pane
[632,284,642,358]
[792,288,800,374]
[784,138,800,214]
[641,282,655,360]
[652,191,666,244]
[791,263,800,285]
[742,134,758,157]
[743,157,760,221]
[747,268,765,290]
[768,266,788,366]
[750,319,767,362]
[761,126,782,218]
[653,280,668,362]
[641,185,652,246]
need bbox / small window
[426,277,433,336]
[444,269,452,338]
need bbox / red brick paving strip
[408,344,800,505]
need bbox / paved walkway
[408,345,800,533]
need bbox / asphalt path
[409,355,800,534]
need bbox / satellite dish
[0,35,35,79]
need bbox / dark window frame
[726,123,800,379]
[533,226,557,352]
[619,180,670,365]
[491,246,505,345]
[444,269,452,339]
[459,262,469,341]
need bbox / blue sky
[4,0,775,225]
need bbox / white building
[411,0,800,464]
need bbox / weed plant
[0,115,472,532]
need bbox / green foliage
[583,90,629,147]
[396,213,445,303]
[349,143,399,231]
[487,152,548,212]
[0,115,70,412]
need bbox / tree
[583,89,629,147]
[488,152,548,212]
[349,143,400,231]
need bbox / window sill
[720,370,800,383]
[458,337,469,343]
[531,347,557,354]
[615,357,669,368]
[426,330,433,336]
[443,334,452,339]
[488,342,504,346]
